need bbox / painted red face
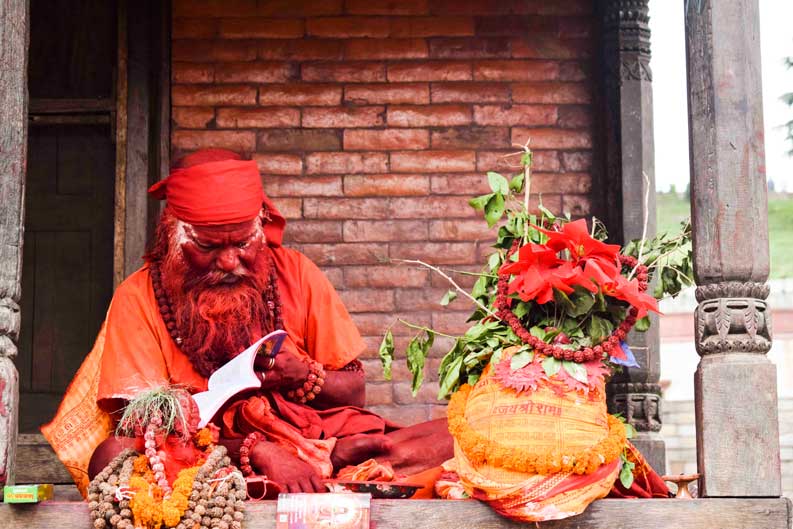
[180,218,264,285]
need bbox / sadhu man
[42,149,452,496]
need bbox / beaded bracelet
[341,359,363,373]
[286,359,325,404]
[239,432,262,477]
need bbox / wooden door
[19,0,118,432]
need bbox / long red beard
[159,231,274,378]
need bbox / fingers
[286,476,325,493]
[297,479,314,493]
[310,474,326,493]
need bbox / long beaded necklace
[148,258,284,375]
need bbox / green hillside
[656,192,793,279]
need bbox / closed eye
[194,240,215,251]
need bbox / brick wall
[171,0,597,423]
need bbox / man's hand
[250,439,325,493]
[255,353,310,391]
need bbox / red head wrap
[148,149,286,247]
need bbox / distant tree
[784,56,793,155]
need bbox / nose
[215,248,240,273]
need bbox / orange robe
[42,246,366,496]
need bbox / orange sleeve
[299,254,366,370]
[96,274,170,412]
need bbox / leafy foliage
[622,219,694,299]
[378,330,394,380]
[379,153,694,400]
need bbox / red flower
[500,243,559,276]
[500,239,602,304]
[584,261,659,319]
[500,220,658,317]
[500,243,561,304]
[536,219,621,263]
[535,219,622,290]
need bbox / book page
[193,329,288,427]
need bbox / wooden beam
[0,0,28,487]
[113,0,129,289]
[597,0,664,473]
[123,0,152,279]
[15,434,71,485]
[685,0,780,497]
[0,498,790,529]
[156,0,171,208]
[117,0,171,282]
[28,98,114,115]
[29,115,111,126]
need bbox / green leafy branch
[623,219,694,299]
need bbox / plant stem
[397,319,459,340]
[392,259,499,318]
[512,139,533,243]
[629,171,651,280]
[443,268,498,279]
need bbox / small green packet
[3,484,54,503]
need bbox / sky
[649,0,793,192]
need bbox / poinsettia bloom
[501,243,562,303]
[581,258,621,287]
[592,271,659,319]
[550,261,599,293]
[535,218,621,267]
[506,265,556,304]
[503,248,601,304]
[501,248,587,304]
[500,242,560,276]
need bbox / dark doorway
[19,0,118,432]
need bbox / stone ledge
[0,498,790,529]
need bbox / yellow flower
[129,459,202,528]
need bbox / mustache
[182,269,253,291]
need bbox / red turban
[148,149,286,247]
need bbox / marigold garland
[447,384,626,475]
[194,427,214,448]
[127,464,201,529]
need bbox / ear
[259,206,271,224]
[257,209,269,244]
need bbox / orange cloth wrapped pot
[447,349,624,522]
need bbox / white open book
[192,329,287,428]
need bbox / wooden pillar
[0,0,28,487]
[598,0,665,473]
[115,0,171,285]
[685,0,781,497]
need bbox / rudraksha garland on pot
[88,387,248,529]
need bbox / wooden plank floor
[0,498,789,529]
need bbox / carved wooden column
[685,0,781,497]
[0,0,29,487]
[598,0,664,473]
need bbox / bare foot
[331,433,392,470]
